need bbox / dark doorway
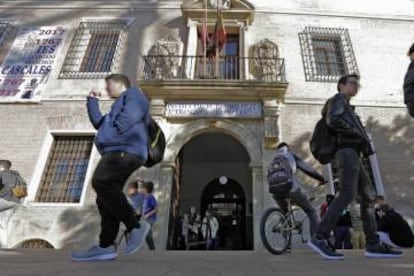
[201,177,247,250]
[167,132,253,250]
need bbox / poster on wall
[0,26,66,100]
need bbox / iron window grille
[35,135,94,203]
[59,21,127,79]
[299,27,359,82]
[0,22,12,47]
[19,239,54,249]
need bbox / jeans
[317,148,379,245]
[334,226,352,249]
[92,152,144,248]
[274,188,320,237]
[146,221,155,250]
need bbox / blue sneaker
[308,238,345,260]
[365,243,403,258]
[124,221,151,255]
[71,245,117,261]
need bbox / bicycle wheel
[260,207,292,255]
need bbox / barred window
[59,21,127,79]
[35,136,94,203]
[299,27,359,82]
[0,22,12,46]
[19,239,54,249]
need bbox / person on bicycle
[271,142,326,238]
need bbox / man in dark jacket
[377,203,414,248]
[71,74,150,261]
[404,43,414,117]
[308,74,402,260]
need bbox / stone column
[239,22,248,80]
[186,19,198,79]
[156,163,175,250]
[263,99,281,149]
[251,163,264,250]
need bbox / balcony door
[196,34,239,80]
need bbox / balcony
[139,55,288,101]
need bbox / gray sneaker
[71,245,117,261]
[308,238,345,260]
[124,221,151,255]
[365,243,403,258]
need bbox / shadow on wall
[365,114,414,215]
[288,112,414,223]
[54,205,100,250]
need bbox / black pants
[334,226,352,249]
[92,152,144,248]
[317,148,379,245]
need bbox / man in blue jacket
[71,74,150,261]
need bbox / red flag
[200,18,209,52]
[205,7,226,58]
[213,9,227,52]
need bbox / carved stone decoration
[263,100,281,149]
[147,36,182,80]
[251,39,279,82]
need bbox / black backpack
[267,155,293,195]
[310,117,336,164]
[144,118,166,168]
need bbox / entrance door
[167,132,253,250]
[201,177,247,250]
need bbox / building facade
[0,0,413,250]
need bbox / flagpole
[215,0,219,78]
[203,0,207,77]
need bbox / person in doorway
[320,194,335,219]
[350,200,365,249]
[334,207,353,249]
[180,213,190,250]
[308,74,402,260]
[271,143,327,241]
[127,179,145,220]
[0,160,27,207]
[231,210,242,249]
[71,74,151,261]
[202,210,219,250]
[403,43,414,117]
[377,203,414,249]
[142,181,157,250]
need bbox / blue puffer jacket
[87,88,150,161]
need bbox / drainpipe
[323,163,335,195]
[367,133,385,197]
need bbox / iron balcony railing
[142,55,286,82]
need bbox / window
[59,21,127,79]
[0,22,12,46]
[19,239,54,249]
[35,136,93,203]
[299,27,359,82]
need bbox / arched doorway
[167,132,253,250]
[201,177,247,250]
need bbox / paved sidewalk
[0,249,413,276]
